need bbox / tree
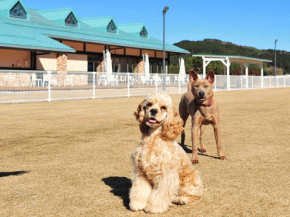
[185,56,202,72]
[207,61,224,75]
[230,62,241,75]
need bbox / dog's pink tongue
[149,119,157,123]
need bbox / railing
[0,70,289,104]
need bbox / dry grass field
[1,88,290,216]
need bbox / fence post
[245,65,249,89]
[127,73,130,97]
[92,72,96,99]
[178,79,181,94]
[252,77,254,89]
[47,71,51,102]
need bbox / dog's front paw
[172,196,190,205]
[144,202,170,213]
[219,156,226,160]
[191,159,199,164]
[129,201,146,212]
[199,148,206,153]
[144,206,169,214]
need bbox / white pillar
[245,64,249,89]
[240,65,244,89]
[47,71,51,102]
[202,56,206,78]
[261,63,264,89]
[92,72,96,99]
[227,58,230,90]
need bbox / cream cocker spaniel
[129,93,205,213]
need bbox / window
[65,12,78,27]
[140,27,148,38]
[10,2,27,19]
[107,21,116,33]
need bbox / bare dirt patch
[1,88,290,216]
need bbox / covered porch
[192,54,272,90]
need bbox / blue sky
[23,0,290,52]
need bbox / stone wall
[136,59,144,73]
[56,53,88,86]
[0,72,30,87]
[57,53,67,72]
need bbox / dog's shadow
[179,144,220,160]
[0,171,29,178]
[102,176,132,210]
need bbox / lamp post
[274,39,278,87]
[162,6,169,91]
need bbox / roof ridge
[80,16,113,20]
[119,23,145,26]
[37,8,73,13]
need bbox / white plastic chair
[31,73,41,87]
[98,74,107,86]
[166,76,171,84]
[114,74,119,86]
[128,75,134,85]
[175,75,185,84]
[107,74,118,86]
[141,75,150,85]
[43,73,58,87]
[64,75,73,86]
[153,75,161,85]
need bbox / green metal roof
[80,17,114,28]
[37,8,73,20]
[0,0,190,54]
[0,19,75,52]
[37,8,79,27]
[119,23,149,38]
[0,0,30,20]
[80,17,118,33]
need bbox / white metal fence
[1,70,290,104]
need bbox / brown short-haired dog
[179,69,226,164]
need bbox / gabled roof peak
[119,23,149,38]
[80,16,118,33]
[37,8,79,27]
[0,0,30,20]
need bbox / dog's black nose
[150,109,158,116]
[198,91,205,98]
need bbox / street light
[162,6,169,91]
[274,39,278,87]
[275,39,278,76]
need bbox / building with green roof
[0,0,189,74]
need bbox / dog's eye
[161,106,167,111]
[194,85,199,88]
[147,102,152,107]
[204,85,209,88]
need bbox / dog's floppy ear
[134,99,146,123]
[189,69,199,83]
[161,106,184,141]
[206,70,215,84]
